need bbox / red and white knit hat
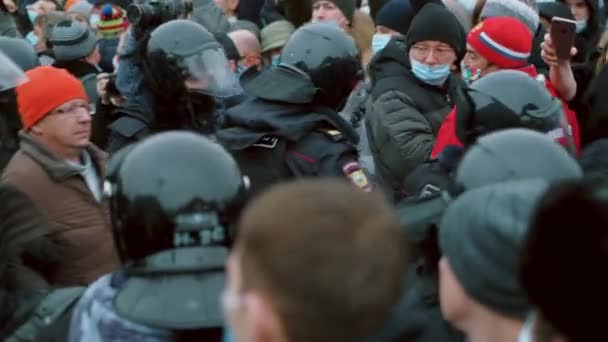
[467,16,533,69]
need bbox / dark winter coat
[217,97,362,197]
[2,133,119,286]
[365,38,460,201]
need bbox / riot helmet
[455,70,573,152]
[144,19,241,100]
[107,132,249,329]
[455,129,582,194]
[0,37,38,75]
[241,22,363,110]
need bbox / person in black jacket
[217,22,371,197]
[0,37,39,171]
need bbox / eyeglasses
[411,44,455,61]
[51,102,94,116]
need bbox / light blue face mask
[90,13,101,29]
[25,31,39,46]
[410,58,451,86]
[222,328,234,342]
[372,33,391,55]
[575,19,587,33]
[236,62,247,77]
[271,54,280,67]
[27,9,38,24]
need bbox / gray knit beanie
[50,20,98,62]
[480,0,540,34]
[439,179,549,319]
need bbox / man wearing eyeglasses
[1,66,119,287]
[365,2,466,201]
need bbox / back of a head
[111,131,247,264]
[228,29,261,56]
[236,179,407,342]
[375,0,414,36]
[280,22,362,109]
[440,179,549,320]
[521,176,608,342]
[456,70,570,147]
[455,129,582,192]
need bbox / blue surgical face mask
[271,54,280,66]
[90,13,101,29]
[372,33,391,55]
[27,9,38,24]
[236,62,247,77]
[575,19,587,33]
[25,31,39,46]
[410,58,451,86]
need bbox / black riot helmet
[241,22,363,110]
[455,70,574,152]
[0,37,39,73]
[107,132,249,329]
[144,19,241,101]
[109,131,248,265]
[397,129,582,252]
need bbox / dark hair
[236,180,408,342]
[520,176,608,342]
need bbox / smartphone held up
[550,17,576,60]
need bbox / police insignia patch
[342,161,373,192]
[253,136,279,149]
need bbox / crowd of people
[0,0,607,341]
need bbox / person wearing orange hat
[431,16,581,158]
[2,66,119,286]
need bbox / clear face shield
[0,51,28,92]
[182,47,242,98]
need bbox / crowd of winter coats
[1,0,608,341]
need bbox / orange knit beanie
[16,66,88,130]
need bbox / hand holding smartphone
[550,17,577,60]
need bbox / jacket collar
[515,64,538,78]
[53,60,100,78]
[18,131,107,182]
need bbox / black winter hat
[315,0,356,24]
[375,0,414,36]
[539,2,574,22]
[406,3,466,60]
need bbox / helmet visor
[0,51,28,92]
[182,48,242,98]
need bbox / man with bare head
[228,29,262,73]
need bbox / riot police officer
[0,38,38,170]
[217,22,371,196]
[402,69,576,201]
[69,132,248,341]
[106,20,241,153]
[378,129,583,342]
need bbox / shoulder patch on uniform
[342,161,373,192]
[252,136,279,149]
[318,128,344,142]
